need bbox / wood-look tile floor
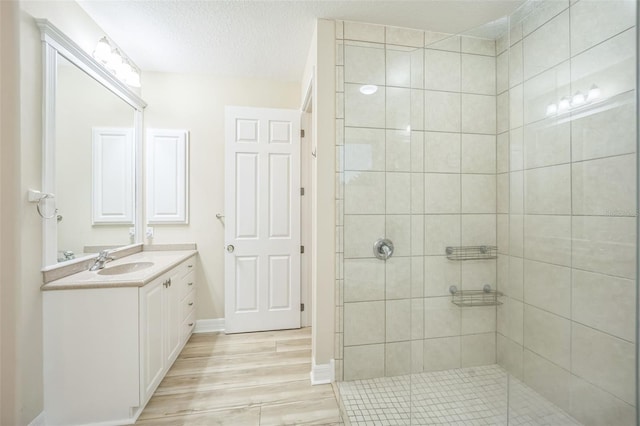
[136,327,343,425]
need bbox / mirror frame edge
[37,19,147,268]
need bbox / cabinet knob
[168,278,172,287]
[187,264,193,268]
[188,302,194,306]
[188,322,194,327]
[188,282,193,286]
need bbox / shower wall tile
[524,214,571,266]
[497,256,508,292]
[386,26,424,48]
[497,297,523,344]
[336,66,344,92]
[386,256,411,299]
[343,258,385,302]
[571,216,636,280]
[385,342,411,376]
[410,131,425,172]
[571,100,636,163]
[569,375,636,426]
[411,256,425,297]
[344,127,385,171]
[423,336,461,372]
[386,87,410,130]
[496,33,508,55]
[425,255,460,297]
[425,173,461,214]
[524,164,571,215]
[523,61,570,125]
[461,37,495,56]
[523,305,571,370]
[523,349,572,413]
[410,89,425,130]
[496,92,509,133]
[411,174,425,215]
[571,323,635,404]
[461,174,496,214]
[344,214,385,258]
[426,34,460,52]
[509,84,523,129]
[343,344,385,380]
[496,51,508,94]
[570,0,636,55]
[344,301,385,346]
[523,259,570,318]
[461,94,496,134]
[461,261,497,291]
[386,46,425,89]
[424,297,461,338]
[461,134,496,174]
[461,54,496,95]
[509,214,524,257]
[344,171,385,214]
[411,298,425,338]
[411,340,424,373]
[572,154,636,216]
[524,120,570,169]
[461,307,496,335]
[521,0,569,37]
[425,90,461,132]
[496,173,509,214]
[425,215,461,255]
[386,172,411,214]
[386,299,412,342]
[509,127,523,171]
[497,334,524,380]
[344,21,385,43]
[461,214,496,246]
[344,42,385,85]
[509,41,523,87]
[461,333,496,367]
[344,83,385,128]
[497,214,509,255]
[571,28,635,100]
[571,269,635,342]
[507,256,524,301]
[386,215,411,257]
[496,133,509,174]
[523,10,570,80]
[386,129,411,171]
[424,49,461,92]
[425,132,460,173]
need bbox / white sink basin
[97,262,154,276]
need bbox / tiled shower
[334,0,637,424]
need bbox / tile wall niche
[497,1,637,425]
[335,20,498,382]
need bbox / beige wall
[141,72,300,319]
[1,1,21,424]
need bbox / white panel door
[224,106,301,333]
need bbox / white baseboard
[310,358,335,385]
[28,412,45,426]
[194,318,225,333]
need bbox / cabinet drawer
[180,270,195,300]
[182,311,196,343]
[181,289,196,323]
[176,257,196,279]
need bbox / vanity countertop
[41,250,197,291]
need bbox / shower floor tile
[338,364,581,425]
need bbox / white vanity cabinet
[43,253,197,426]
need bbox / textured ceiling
[77,0,524,82]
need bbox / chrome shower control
[373,238,394,260]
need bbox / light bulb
[126,69,141,88]
[116,59,133,81]
[106,49,123,71]
[558,97,570,111]
[587,84,601,101]
[546,103,558,116]
[359,85,378,95]
[571,91,586,106]
[93,37,111,63]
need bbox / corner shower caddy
[446,245,501,307]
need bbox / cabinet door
[165,269,182,364]
[140,278,164,403]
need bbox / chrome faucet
[89,250,114,271]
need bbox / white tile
[425,215,460,256]
[386,46,411,88]
[425,255,460,297]
[572,323,635,404]
[509,127,523,171]
[523,259,570,317]
[461,307,496,335]
[523,305,571,369]
[496,92,509,134]
[510,214,524,257]
[344,127,385,171]
[461,134,496,174]
[410,131,424,172]
[496,173,509,214]
[425,132,460,173]
[509,41,523,87]
[461,333,496,367]
[344,301,385,345]
[571,28,635,100]
[509,84,523,129]
[461,260,496,293]
[496,33,508,55]
[461,214,496,247]
[508,256,524,301]
[424,297,460,338]
[425,90,461,132]
[497,52,508,94]
[522,0,569,36]
[497,214,509,255]
[386,129,411,172]
[425,173,460,214]
[411,89,425,131]
[572,154,636,216]
[386,26,423,48]
[571,97,636,162]
[386,172,411,215]
[344,214,385,258]
[411,255,424,296]
[570,0,636,55]
[523,61,570,125]
[569,375,636,426]
[423,336,461,371]
[425,33,460,52]
[411,297,424,339]
[385,341,411,376]
[497,297,523,344]
[386,256,411,300]
[524,120,571,169]
[411,340,423,373]
[572,215,636,280]
[386,87,410,130]
[461,54,496,95]
[336,92,344,119]
[344,171,385,214]
[461,174,496,214]
[461,36,495,56]
[344,21,385,43]
[461,94,496,134]
[386,299,411,342]
[525,164,571,214]
[386,215,411,257]
[335,41,344,66]
[344,83,385,128]
[336,66,344,92]
[523,10,570,80]
[572,269,635,342]
[497,334,523,379]
[343,344,385,380]
[344,259,385,302]
[411,174,424,215]
[344,42,385,85]
[523,349,571,413]
[424,49,461,92]
[524,214,571,266]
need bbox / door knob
[226,245,235,253]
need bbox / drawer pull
[187,264,193,268]
[188,322,194,327]
[188,282,193,286]
[188,302,194,306]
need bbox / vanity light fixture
[360,84,378,95]
[92,37,141,88]
[545,84,600,117]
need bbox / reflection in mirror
[55,55,137,263]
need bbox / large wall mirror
[38,20,147,267]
